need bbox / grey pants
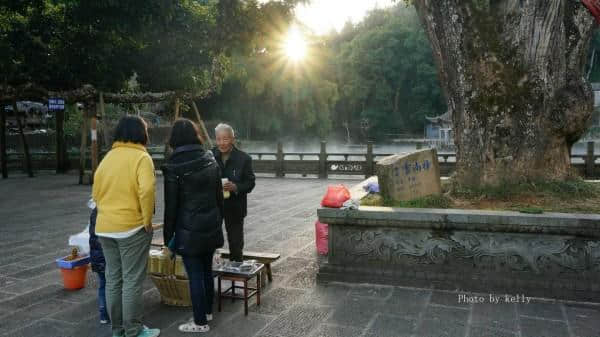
[99,229,152,337]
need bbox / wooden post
[79,107,88,185]
[174,97,181,119]
[0,107,7,178]
[191,101,213,148]
[163,97,181,160]
[276,141,284,177]
[366,141,374,178]
[55,107,66,173]
[90,104,98,179]
[13,101,33,177]
[587,141,595,178]
[319,141,327,179]
[98,92,109,153]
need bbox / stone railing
[3,141,600,178]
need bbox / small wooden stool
[216,264,265,316]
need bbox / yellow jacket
[92,142,156,233]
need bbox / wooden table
[217,249,280,284]
[215,264,265,316]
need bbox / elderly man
[212,123,256,262]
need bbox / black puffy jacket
[162,145,224,256]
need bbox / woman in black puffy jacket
[161,118,224,334]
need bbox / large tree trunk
[413,0,596,186]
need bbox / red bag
[583,0,600,24]
[320,185,351,208]
[315,221,329,255]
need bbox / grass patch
[449,178,600,201]
[360,178,600,214]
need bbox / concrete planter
[317,205,600,302]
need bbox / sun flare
[284,26,307,62]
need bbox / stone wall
[317,206,600,302]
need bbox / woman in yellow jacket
[92,116,160,337]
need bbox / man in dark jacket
[212,123,256,262]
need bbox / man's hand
[223,181,237,193]
[144,223,154,233]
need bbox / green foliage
[64,104,83,138]
[1,0,300,95]
[200,3,446,141]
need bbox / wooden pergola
[0,84,214,184]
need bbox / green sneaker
[136,327,160,337]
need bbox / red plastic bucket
[60,264,89,290]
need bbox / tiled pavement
[1,173,599,337]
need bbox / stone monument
[375,148,441,201]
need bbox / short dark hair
[168,118,203,149]
[113,115,148,145]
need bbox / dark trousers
[96,272,109,321]
[224,217,244,262]
[183,252,215,325]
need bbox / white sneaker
[206,314,213,322]
[179,322,209,333]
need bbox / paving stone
[52,283,98,304]
[309,324,363,337]
[520,317,570,337]
[0,253,35,267]
[430,291,471,308]
[415,319,468,337]
[0,276,19,289]
[258,304,330,337]
[0,271,60,294]
[68,316,112,337]
[384,287,431,319]
[300,283,351,306]
[363,314,416,337]
[471,302,518,332]
[518,300,564,320]
[564,304,600,337]
[0,291,16,302]
[2,318,76,337]
[422,304,469,324]
[196,312,276,337]
[248,287,306,315]
[7,261,56,279]
[292,245,318,260]
[271,257,314,277]
[468,326,517,337]
[0,284,62,315]
[50,298,99,323]
[285,267,317,289]
[328,297,383,328]
[349,285,393,300]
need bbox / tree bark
[0,107,7,179]
[13,101,34,177]
[413,0,596,186]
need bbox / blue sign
[48,98,65,111]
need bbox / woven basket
[150,275,192,306]
[148,249,191,306]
